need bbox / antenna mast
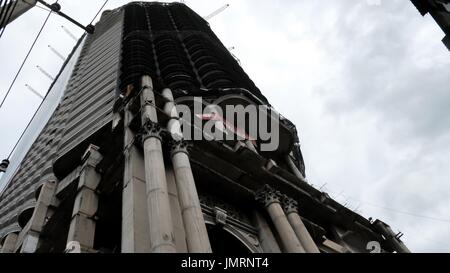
[204,4,229,21]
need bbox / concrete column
[0,233,18,253]
[255,185,305,253]
[66,145,103,253]
[141,76,176,253]
[165,168,188,252]
[20,180,57,253]
[282,195,320,253]
[121,105,151,253]
[162,88,211,253]
[170,143,212,253]
[285,155,307,183]
[252,211,281,253]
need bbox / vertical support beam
[121,104,151,253]
[0,233,18,253]
[165,168,188,252]
[20,180,57,253]
[255,185,305,253]
[282,195,320,253]
[162,88,211,253]
[140,76,176,253]
[66,145,103,253]
[170,143,212,253]
[252,211,281,253]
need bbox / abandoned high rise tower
[0,2,409,253]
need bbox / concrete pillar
[166,168,188,252]
[66,145,103,253]
[252,211,281,253]
[121,105,151,253]
[171,143,212,253]
[140,76,176,253]
[162,88,211,253]
[20,180,57,253]
[282,195,320,253]
[0,233,18,253]
[285,155,307,183]
[255,185,305,253]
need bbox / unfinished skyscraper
[0,2,409,253]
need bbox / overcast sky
[0,0,449,253]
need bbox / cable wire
[0,0,12,29]
[306,158,450,223]
[0,0,18,38]
[6,88,47,159]
[34,3,51,12]
[0,4,54,108]
[2,0,106,161]
[89,0,108,25]
[0,0,8,28]
[0,0,17,38]
[349,197,450,223]
[320,182,450,223]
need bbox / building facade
[0,2,409,253]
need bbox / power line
[34,3,51,12]
[0,0,18,39]
[0,5,54,108]
[306,162,450,223]
[310,167,450,250]
[321,182,450,223]
[6,84,48,159]
[348,196,450,223]
[2,0,107,161]
[89,0,108,25]
[0,0,11,30]
[0,1,14,31]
